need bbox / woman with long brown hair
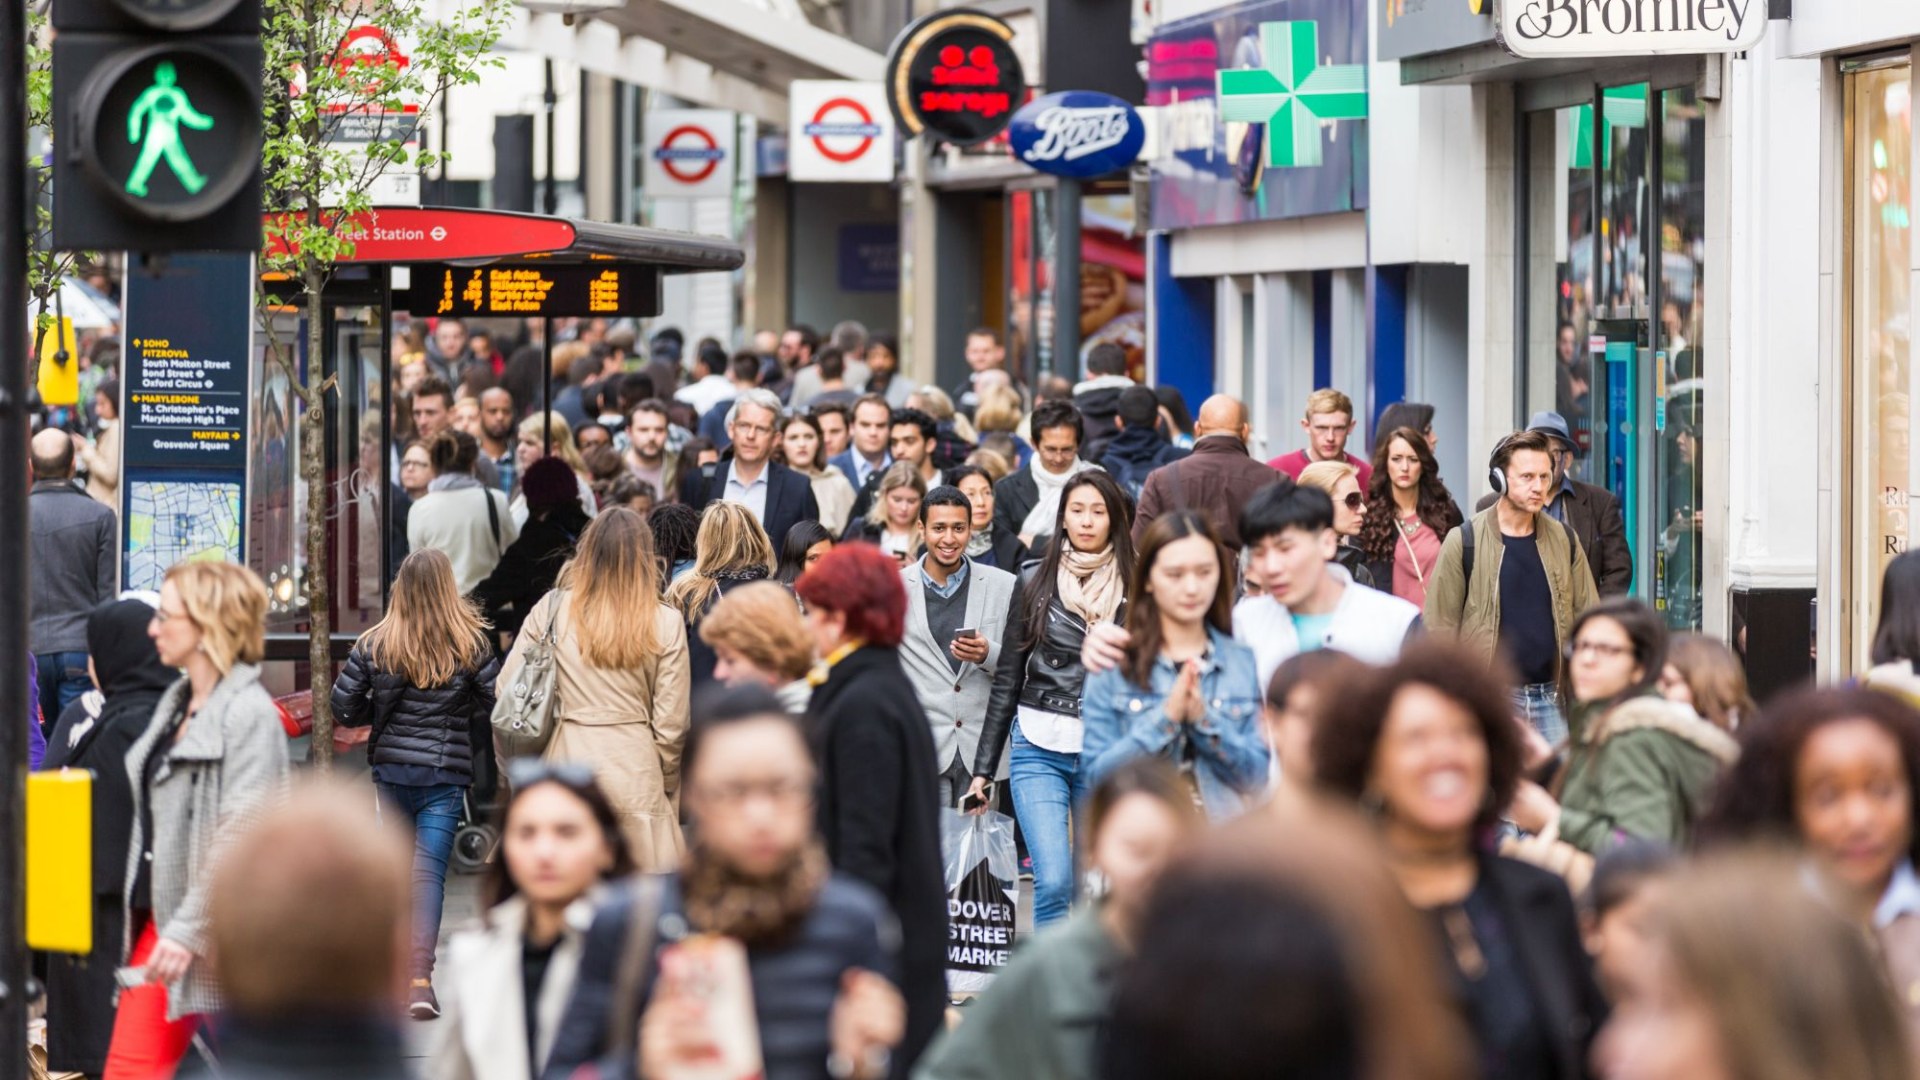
[778,412,858,536]
[1358,425,1464,608]
[1080,511,1269,822]
[665,501,778,688]
[500,507,690,872]
[333,548,500,1020]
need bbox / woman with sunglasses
[1296,460,1379,590]
[333,548,501,1020]
[1507,598,1739,858]
[430,762,634,1080]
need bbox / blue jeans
[376,782,463,979]
[1512,683,1568,746]
[1008,722,1089,929]
[34,651,90,731]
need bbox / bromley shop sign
[1500,0,1765,57]
[1009,92,1146,179]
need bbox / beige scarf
[1058,545,1124,625]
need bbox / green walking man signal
[125,60,213,197]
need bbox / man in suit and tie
[681,387,820,549]
[898,486,1019,807]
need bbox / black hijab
[43,598,176,769]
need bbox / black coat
[470,502,589,635]
[990,467,1051,563]
[685,569,775,688]
[682,458,821,556]
[331,647,500,787]
[1476,479,1631,596]
[40,599,177,1076]
[1100,425,1186,499]
[1462,856,1608,1080]
[806,645,947,1074]
[975,561,1122,778]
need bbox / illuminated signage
[403,263,662,318]
[884,9,1025,146]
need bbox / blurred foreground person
[699,580,817,714]
[1595,852,1913,1080]
[1261,650,1366,812]
[333,549,501,1019]
[1579,842,1675,1003]
[1313,642,1606,1080]
[1100,806,1473,1080]
[194,783,412,1080]
[796,545,946,1072]
[914,760,1201,1080]
[1700,687,1920,1043]
[42,597,174,1077]
[431,765,635,1080]
[1509,599,1737,860]
[109,563,287,1080]
[544,686,905,1080]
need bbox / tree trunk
[303,262,335,770]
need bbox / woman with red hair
[794,543,946,1073]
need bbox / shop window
[1523,105,1596,458]
[1657,88,1707,630]
[1846,60,1913,666]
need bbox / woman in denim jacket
[1082,511,1269,821]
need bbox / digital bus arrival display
[403,263,660,318]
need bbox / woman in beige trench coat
[500,507,691,871]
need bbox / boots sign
[1499,0,1766,57]
[1008,91,1146,179]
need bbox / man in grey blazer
[899,485,1019,807]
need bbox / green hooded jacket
[1555,692,1741,857]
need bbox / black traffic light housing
[52,0,264,252]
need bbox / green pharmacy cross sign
[1216,20,1368,169]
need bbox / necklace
[1396,514,1422,536]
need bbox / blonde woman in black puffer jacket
[332,547,499,1021]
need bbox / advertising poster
[1079,193,1147,382]
[1146,0,1367,230]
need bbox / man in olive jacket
[1474,410,1632,596]
[1425,429,1599,744]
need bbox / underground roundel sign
[643,108,736,199]
[789,81,896,182]
[883,9,1025,147]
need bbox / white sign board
[1499,0,1765,58]
[789,81,895,183]
[318,25,423,207]
[643,109,737,199]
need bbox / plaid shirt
[492,449,517,499]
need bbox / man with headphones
[1422,429,1600,744]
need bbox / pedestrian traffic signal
[52,0,264,252]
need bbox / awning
[264,206,745,271]
[594,0,885,89]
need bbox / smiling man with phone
[898,486,1019,808]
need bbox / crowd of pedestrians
[28,312,1920,1080]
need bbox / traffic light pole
[0,0,32,1072]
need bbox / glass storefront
[1521,81,1708,629]
[1845,58,1913,668]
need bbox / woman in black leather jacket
[966,471,1134,929]
[331,548,500,1020]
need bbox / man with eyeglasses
[682,388,820,548]
[1425,428,1600,744]
[1268,388,1374,492]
